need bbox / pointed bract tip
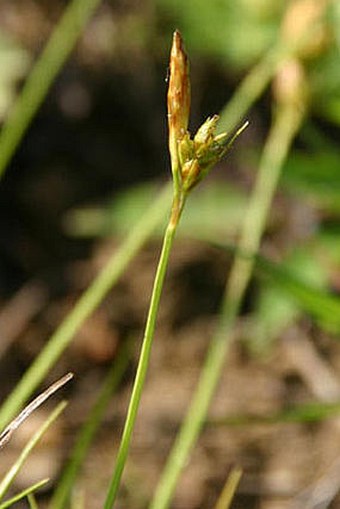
[171,30,184,59]
[173,29,182,41]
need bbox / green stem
[214,467,242,509]
[150,101,304,509]
[49,342,131,509]
[0,0,101,179]
[103,204,183,508]
[0,185,171,432]
[27,493,39,509]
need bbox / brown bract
[167,30,191,143]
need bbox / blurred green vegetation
[155,0,285,69]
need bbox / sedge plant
[103,30,247,508]
[150,58,307,509]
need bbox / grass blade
[27,493,39,509]
[0,0,101,179]
[214,468,242,509]
[49,342,131,509]
[0,479,48,509]
[254,254,340,332]
[209,401,340,427]
[0,401,67,501]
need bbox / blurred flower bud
[280,0,330,59]
[273,59,308,111]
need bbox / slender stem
[150,100,304,509]
[103,207,182,508]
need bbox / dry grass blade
[0,372,73,449]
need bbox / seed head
[167,30,191,143]
[166,31,248,195]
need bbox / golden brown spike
[167,30,191,143]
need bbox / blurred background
[0,1,340,508]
